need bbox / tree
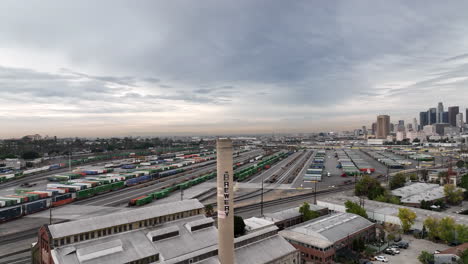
[418,251,434,264]
[204,204,214,216]
[457,160,465,169]
[355,175,385,200]
[390,173,407,190]
[424,217,440,240]
[444,184,464,205]
[234,215,246,237]
[420,200,432,210]
[345,200,368,219]
[398,208,417,233]
[299,202,320,221]
[409,173,419,182]
[413,138,421,143]
[458,249,468,264]
[21,151,40,160]
[438,217,456,243]
[456,224,468,243]
[460,174,468,190]
[420,170,429,182]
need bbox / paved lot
[377,234,449,264]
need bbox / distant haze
[1,1,468,138]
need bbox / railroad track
[74,151,264,206]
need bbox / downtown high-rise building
[443,111,449,123]
[448,106,460,126]
[413,118,418,131]
[436,102,444,123]
[371,122,377,135]
[457,113,464,129]
[466,108,468,124]
[420,111,429,128]
[377,115,390,139]
[398,120,405,132]
[428,108,437,125]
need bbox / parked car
[396,241,409,249]
[394,236,402,242]
[434,250,441,254]
[375,256,388,262]
[390,247,400,254]
[383,248,395,255]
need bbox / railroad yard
[0,143,463,264]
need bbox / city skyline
[1,1,468,138]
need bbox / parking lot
[374,235,449,264]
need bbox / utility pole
[69,152,72,172]
[49,206,52,225]
[261,170,264,216]
[180,186,184,201]
[313,181,317,205]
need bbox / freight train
[0,158,215,223]
[127,152,291,207]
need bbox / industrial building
[279,213,375,264]
[435,243,468,264]
[318,195,468,230]
[33,199,299,264]
[245,205,328,232]
[391,182,465,207]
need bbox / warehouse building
[34,199,299,264]
[279,212,375,264]
[391,182,465,207]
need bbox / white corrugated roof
[48,199,203,238]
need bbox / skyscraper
[437,102,444,123]
[466,108,468,124]
[443,112,449,123]
[420,112,429,128]
[398,120,405,132]
[428,108,437,125]
[371,122,377,135]
[457,113,464,129]
[377,115,390,139]
[448,106,460,126]
[413,118,418,132]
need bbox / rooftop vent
[147,226,180,242]
[76,239,123,262]
[186,218,214,232]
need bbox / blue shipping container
[25,200,48,214]
[0,206,22,222]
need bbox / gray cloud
[0,1,468,136]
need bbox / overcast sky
[1,1,468,138]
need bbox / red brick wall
[38,226,54,264]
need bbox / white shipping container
[0,201,5,207]
[0,196,21,203]
[5,174,15,179]
[47,188,67,194]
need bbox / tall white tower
[216,138,234,264]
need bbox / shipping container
[0,206,22,222]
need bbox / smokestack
[216,138,234,264]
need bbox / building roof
[391,183,464,204]
[244,217,275,232]
[263,206,310,223]
[48,199,204,238]
[317,195,468,230]
[197,226,298,264]
[52,229,159,264]
[439,243,468,256]
[279,212,374,248]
